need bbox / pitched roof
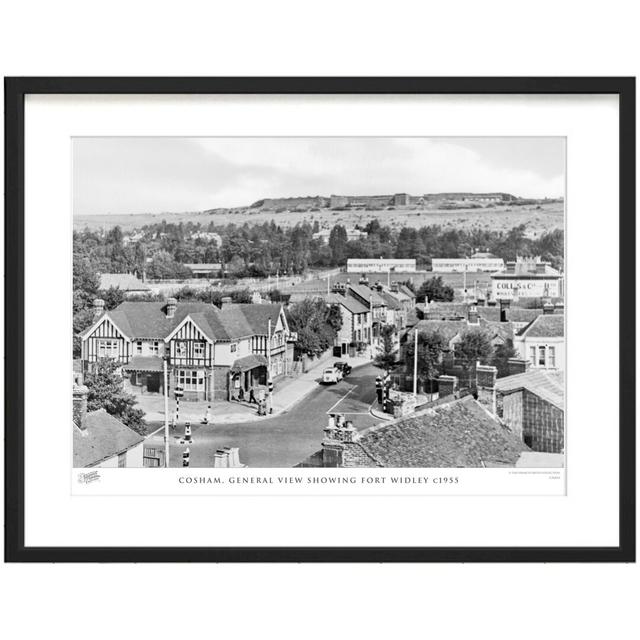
[99,273,150,291]
[378,290,403,310]
[327,293,369,315]
[230,354,268,373]
[348,396,527,467]
[479,319,514,342]
[519,314,564,338]
[397,284,416,299]
[83,301,284,342]
[424,302,468,320]
[73,409,145,468]
[507,308,544,323]
[347,283,387,307]
[496,369,564,409]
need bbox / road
[147,363,382,468]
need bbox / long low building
[347,258,416,273]
[432,257,505,272]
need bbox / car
[334,361,352,377]
[322,366,343,384]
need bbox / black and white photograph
[72,136,566,473]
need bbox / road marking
[326,386,356,414]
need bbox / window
[528,345,536,364]
[117,452,126,468]
[136,340,142,354]
[175,341,186,357]
[538,346,546,367]
[177,369,204,391]
[97,339,119,358]
[230,343,237,353]
[193,342,205,358]
[548,346,556,368]
[150,341,160,355]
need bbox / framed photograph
[5,77,635,562]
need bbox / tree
[374,324,398,371]
[328,225,348,265]
[73,307,95,359]
[454,328,494,383]
[405,330,447,393]
[100,286,126,310]
[492,339,518,378]
[84,358,147,435]
[417,276,454,302]
[286,298,340,358]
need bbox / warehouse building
[491,257,563,300]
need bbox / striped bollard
[184,421,192,444]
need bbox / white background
[1,2,638,640]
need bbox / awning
[230,354,268,373]
[122,356,164,372]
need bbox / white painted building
[491,258,563,301]
[432,257,505,272]
[347,258,416,273]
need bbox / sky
[73,137,565,216]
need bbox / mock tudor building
[80,298,294,401]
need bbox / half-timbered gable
[81,315,132,363]
[165,315,214,368]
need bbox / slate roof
[397,284,416,299]
[73,409,145,468]
[378,290,403,310]
[347,396,527,467]
[327,293,369,315]
[99,273,150,292]
[82,301,284,342]
[479,319,514,342]
[507,308,544,323]
[347,283,387,307]
[496,369,564,410]
[519,314,564,338]
[424,302,468,320]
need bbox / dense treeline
[73,219,564,281]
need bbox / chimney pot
[166,297,177,318]
[93,298,105,318]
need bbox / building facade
[347,258,416,273]
[432,257,505,273]
[491,257,564,301]
[80,299,294,401]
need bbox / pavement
[136,352,374,425]
[144,361,383,467]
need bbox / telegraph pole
[413,328,418,398]
[267,316,273,413]
[369,293,374,359]
[163,356,170,468]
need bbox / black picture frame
[4,77,635,563]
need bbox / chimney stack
[468,305,479,325]
[221,296,232,307]
[507,357,530,376]
[166,297,177,318]
[93,298,105,319]
[438,375,458,398]
[542,302,554,315]
[554,302,564,314]
[476,364,498,415]
[73,384,89,429]
[499,299,511,323]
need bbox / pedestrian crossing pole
[174,385,184,430]
[184,421,192,443]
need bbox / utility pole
[267,317,273,413]
[463,263,467,302]
[369,293,374,359]
[413,328,418,398]
[163,356,170,468]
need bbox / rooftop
[339,396,527,468]
[496,369,564,410]
[73,409,145,468]
[519,314,565,338]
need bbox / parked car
[322,366,343,384]
[334,361,352,377]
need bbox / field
[74,202,564,238]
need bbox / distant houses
[99,273,151,297]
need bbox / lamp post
[267,316,273,414]
[413,328,418,399]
